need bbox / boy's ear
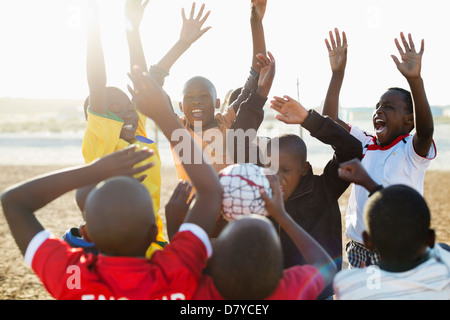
[426,229,436,249]
[215,99,221,109]
[179,102,183,113]
[362,231,374,251]
[301,161,311,176]
[405,113,414,126]
[79,223,93,243]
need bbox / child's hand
[260,172,287,221]
[179,2,211,46]
[127,66,172,122]
[165,180,195,239]
[338,158,379,193]
[270,95,309,125]
[125,0,150,29]
[255,51,275,98]
[391,32,424,80]
[325,28,347,74]
[93,144,155,180]
[251,0,267,22]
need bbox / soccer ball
[219,163,272,221]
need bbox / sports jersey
[82,109,166,254]
[192,265,324,300]
[333,245,450,300]
[25,224,212,300]
[345,126,437,243]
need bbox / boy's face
[372,90,413,146]
[181,78,219,130]
[105,90,139,143]
[270,147,308,202]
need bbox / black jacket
[275,109,362,299]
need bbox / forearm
[126,28,148,72]
[151,40,191,83]
[276,212,337,284]
[86,18,106,113]
[250,18,266,72]
[230,68,259,113]
[408,77,434,139]
[303,110,362,161]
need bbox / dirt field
[0,165,449,300]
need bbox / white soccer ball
[218,163,272,221]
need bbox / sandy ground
[0,165,449,300]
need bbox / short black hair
[266,134,307,163]
[209,216,283,300]
[387,87,413,114]
[364,184,430,262]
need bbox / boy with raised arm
[1,67,222,300]
[81,1,166,255]
[322,29,436,268]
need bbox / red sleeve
[31,236,87,299]
[267,265,325,300]
[192,275,224,300]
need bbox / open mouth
[191,108,204,119]
[374,118,386,134]
[122,124,136,131]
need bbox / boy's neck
[379,248,431,272]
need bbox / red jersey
[192,265,324,300]
[25,224,211,300]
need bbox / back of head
[364,184,431,262]
[84,176,157,256]
[209,215,283,300]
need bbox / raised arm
[322,28,350,131]
[86,2,106,114]
[125,0,150,72]
[1,146,155,255]
[338,158,381,195]
[391,32,434,157]
[261,174,337,287]
[127,67,222,236]
[149,2,211,86]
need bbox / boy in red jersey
[1,69,222,300]
[191,174,337,300]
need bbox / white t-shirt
[333,245,450,300]
[345,126,437,243]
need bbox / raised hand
[260,172,286,221]
[255,51,275,98]
[125,0,150,29]
[92,144,155,180]
[179,2,211,45]
[325,28,348,74]
[127,66,172,122]
[165,180,195,240]
[391,32,424,80]
[251,0,267,21]
[270,95,309,125]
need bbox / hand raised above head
[125,0,150,28]
[325,28,348,73]
[179,2,212,45]
[270,95,309,125]
[391,32,424,80]
[251,0,267,21]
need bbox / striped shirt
[333,245,450,300]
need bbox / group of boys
[1,1,449,300]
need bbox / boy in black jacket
[267,95,362,299]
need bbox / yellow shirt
[82,109,166,257]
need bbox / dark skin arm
[322,28,350,131]
[1,146,155,255]
[125,0,150,72]
[338,158,379,193]
[261,174,337,287]
[128,67,222,236]
[391,32,434,157]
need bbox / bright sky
[0,0,449,109]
